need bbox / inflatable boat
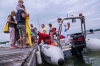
[39,44,64,65]
[86,38,100,51]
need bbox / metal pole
[50,30,53,43]
[81,19,83,34]
[57,21,63,49]
[83,16,86,38]
[38,19,40,31]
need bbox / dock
[0,43,37,66]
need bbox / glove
[65,29,67,32]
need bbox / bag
[3,22,9,33]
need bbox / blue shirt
[16,10,25,25]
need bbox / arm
[43,30,46,34]
[38,34,42,44]
[7,16,16,24]
[66,22,70,30]
[86,32,94,35]
[21,12,29,18]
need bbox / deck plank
[0,47,33,66]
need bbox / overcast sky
[0,0,100,41]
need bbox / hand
[65,29,67,32]
[27,14,29,17]
[66,28,69,30]
[14,22,17,24]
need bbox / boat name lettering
[44,46,50,49]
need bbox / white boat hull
[60,38,100,51]
[86,38,100,51]
[40,44,64,65]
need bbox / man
[7,11,17,49]
[16,5,29,48]
[57,18,70,44]
[41,24,47,34]
[36,31,51,45]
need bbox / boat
[86,38,100,51]
[38,43,64,65]
[36,13,100,65]
[57,13,100,59]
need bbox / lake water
[43,31,100,66]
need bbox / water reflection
[42,53,100,66]
[73,58,91,66]
[63,57,91,66]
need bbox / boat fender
[36,51,42,65]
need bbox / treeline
[0,41,9,44]
[94,29,100,31]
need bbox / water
[86,31,100,39]
[43,31,100,66]
[42,52,100,66]
[0,43,10,47]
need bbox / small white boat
[86,38,100,51]
[0,42,10,47]
[39,44,64,65]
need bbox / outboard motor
[70,33,86,58]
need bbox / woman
[7,11,17,49]
[30,24,36,36]
[41,24,47,34]
[48,23,65,39]
[48,23,56,35]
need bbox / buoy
[36,51,42,65]
[86,38,100,51]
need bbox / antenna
[38,18,40,31]
[66,4,68,17]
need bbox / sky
[0,0,100,41]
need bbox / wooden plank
[0,47,33,66]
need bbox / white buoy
[36,51,42,65]
[86,38,100,51]
[36,46,42,65]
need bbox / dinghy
[86,38,100,51]
[39,44,64,65]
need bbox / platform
[0,44,37,66]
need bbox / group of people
[7,0,29,49]
[33,18,70,45]
[7,0,71,49]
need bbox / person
[48,23,56,35]
[57,18,70,45]
[16,0,24,11]
[15,26,20,46]
[7,11,17,49]
[30,24,37,43]
[86,29,94,35]
[30,24,36,36]
[36,31,51,45]
[41,24,47,34]
[34,27,38,37]
[16,5,29,48]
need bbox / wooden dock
[0,44,37,66]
